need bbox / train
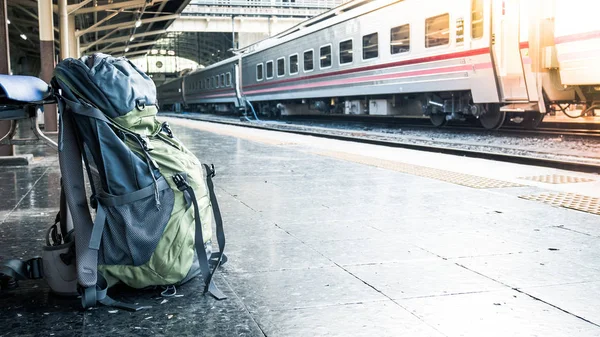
[157,0,600,129]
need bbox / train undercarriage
[232,91,556,130]
[181,89,598,130]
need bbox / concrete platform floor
[1,117,600,337]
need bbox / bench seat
[0,74,57,150]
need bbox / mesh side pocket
[99,186,174,266]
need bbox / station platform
[1,116,600,336]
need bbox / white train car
[157,0,600,129]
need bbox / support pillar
[0,0,13,156]
[59,0,69,60]
[38,0,57,132]
[68,14,79,58]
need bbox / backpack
[0,54,227,310]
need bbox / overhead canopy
[6,0,190,68]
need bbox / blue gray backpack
[0,53,227,310]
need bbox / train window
[266,61,274,79]
[303,49,314,72]
[426,13,450,48]
[220,74,225,87]
[256,64,264,81]
[362,33,378,60]
[471,0,483,39]
[339,39,353,65]
[320,44,332,68]
[226,73,231,86]
[289,54,299,75]
[391,24,410,54]
[212,76,216,88]
[277,57,285,77]
[205,78,209,89]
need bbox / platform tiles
[1,117,600,337]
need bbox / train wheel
[521,112,544,129]
[479,106,506,130]
[430,114,447,127]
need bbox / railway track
[161,112,600,174]
[277,114,600,138]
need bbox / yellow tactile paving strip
[314,150,523,189]
[518,174,595,184]
[519,192,600,216]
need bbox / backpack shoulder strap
[56,95,99,308]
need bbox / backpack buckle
[172,173,190,191]
[25,257,43,279]
[162,122,173,138]
[90,195,98,210]
[135,99,146,111]
[206,164,216,178]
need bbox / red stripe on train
[244,47,491,90]
[242,62,492,95]
[521,30,600,50]
[554,30,600,45]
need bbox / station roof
[6,0,190,65]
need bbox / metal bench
[0,74,58,150]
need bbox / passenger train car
[157,0,600,129]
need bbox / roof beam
[80,29,167,48]
[7,0,37,8]
[13,5,60,33]
[79,13,179,35]
[79,27,120,52]
[100,40,157,54]
[68,0,92,15]
[73,0,169,15]
[144,0,169,34]
[75,10,121,37]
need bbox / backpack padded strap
[57,97,99,298]
[59,95,111,124]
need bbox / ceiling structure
[4,0,346,76]
[5,0,190,74]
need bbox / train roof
[177,0,400,77]
[237,0,400,56]
[187,55,241,76]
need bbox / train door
[490,0,528,102]
[518,0,540,104]
[469,0,500,104]
[234,60,243,108]
[180,76,186,111]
